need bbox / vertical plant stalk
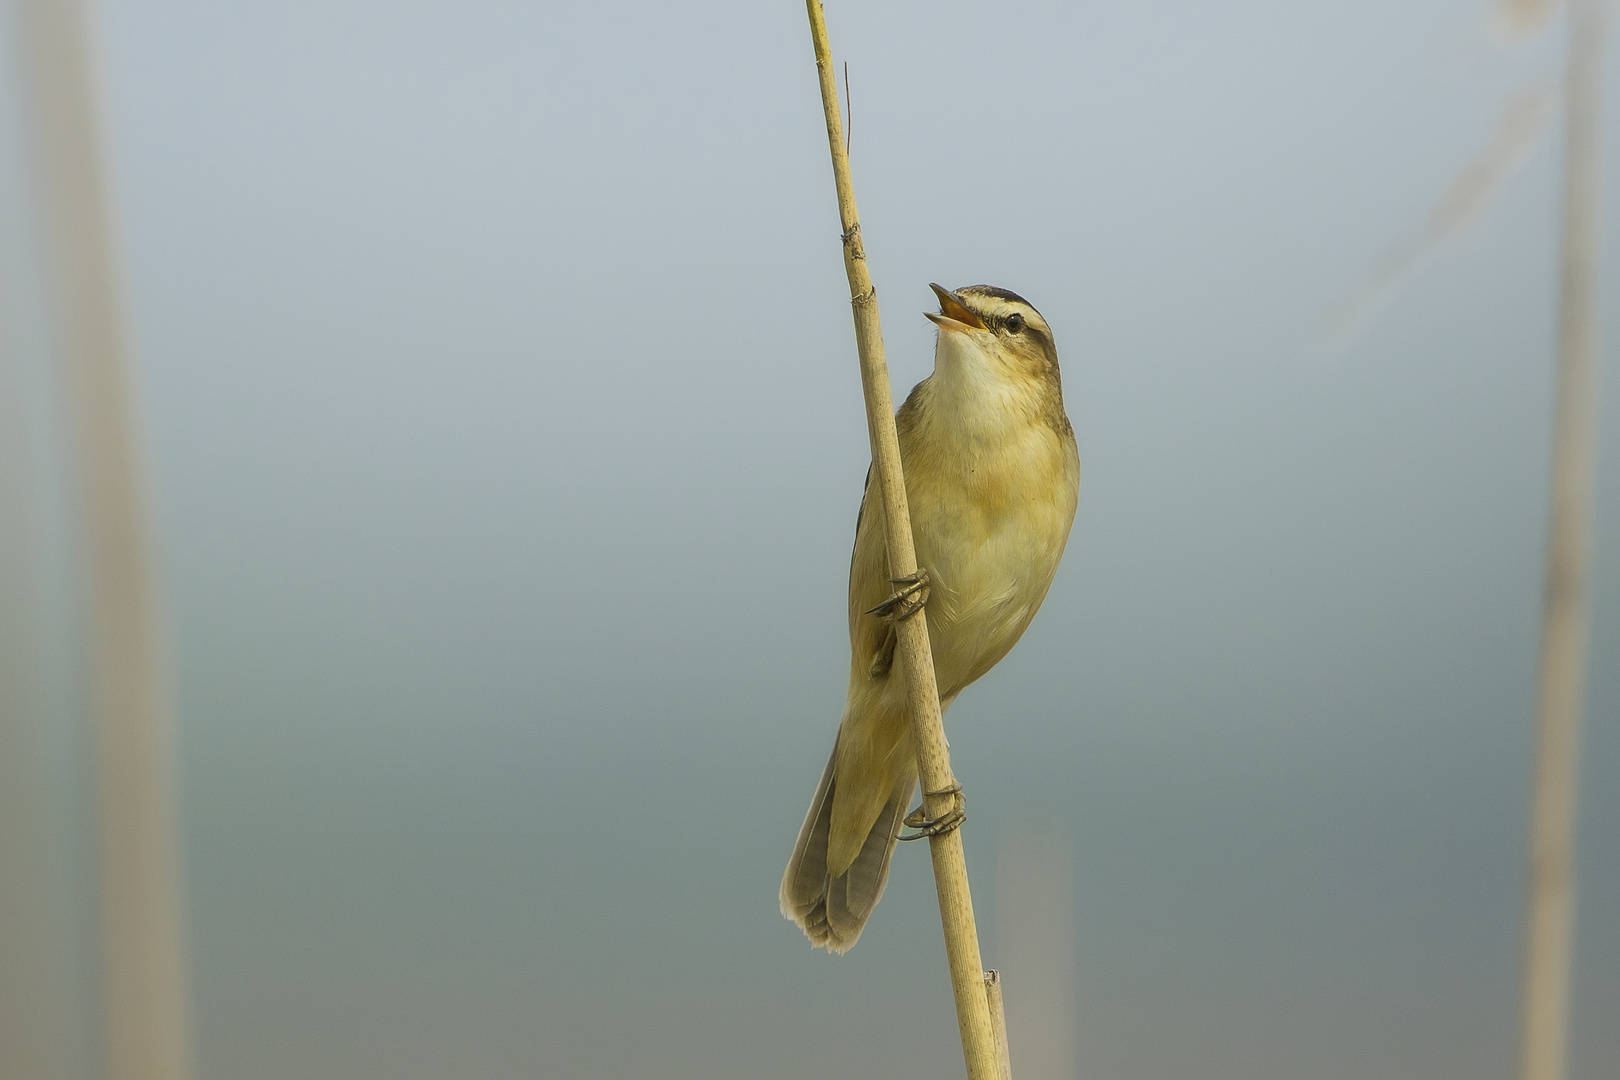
[983,970,1013,1080]
[801,4,1002,1078]
[1520,4,1604,1080]
[13,2,194,1080]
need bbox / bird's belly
[913,487,1072,698]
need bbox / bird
[780,283,1081,953]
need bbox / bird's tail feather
[779,742,915,953]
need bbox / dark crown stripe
[956,284,1042,319]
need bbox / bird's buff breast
[905,422,1079,698]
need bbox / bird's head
[925,283,1059,386]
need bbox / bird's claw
[866,569,931,622]
[897,781,965,841]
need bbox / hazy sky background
[6,1,1620,1078]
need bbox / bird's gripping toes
[865,568,931,622]
[780,283,1081,953]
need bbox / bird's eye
[1005,313,1025,334]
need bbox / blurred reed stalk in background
[1320,2,1605,1064]
[11,2,194,1079]
[801,3,1008,1077]
[1317,0,1581,358]
[1519,3,1604,1079]
[997,830,1078,1080]
[1317,83,1556,357]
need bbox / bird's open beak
[925,283,985,332]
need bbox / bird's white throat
[928,328,1048,443]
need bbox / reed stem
[984,970,1013,1080]
[801,4,1002,1077]
[13,2,193,1078]
[1519,4,1605,1080]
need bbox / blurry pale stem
[1519,4,1604,1080]
[1498,0,1564,42]
[1321,84,1556,354]
[802,3,1003,1078]
[11,2,193,1080]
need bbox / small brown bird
[781,283,1081,952]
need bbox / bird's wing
[847,465,896,679]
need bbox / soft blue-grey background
[16,0,1620,1077]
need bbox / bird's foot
[865,569,930,622]
[897,781,965,841]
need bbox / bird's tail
[779,734,917,953]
